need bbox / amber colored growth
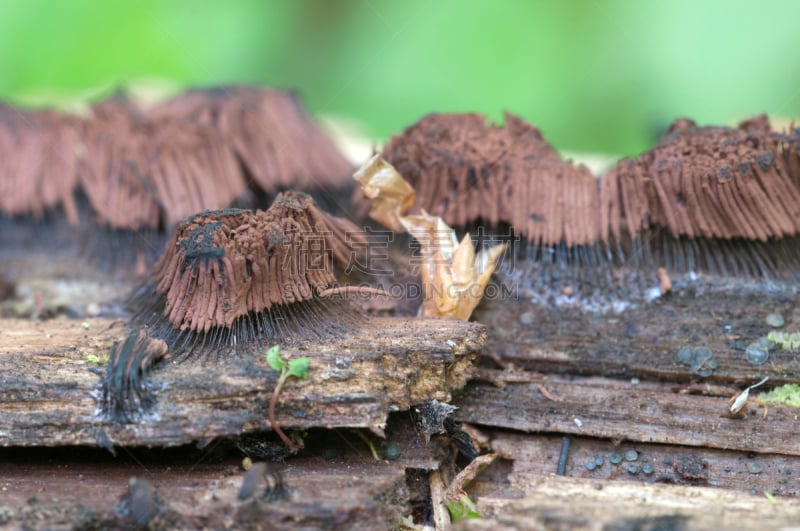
[154,86,354,193]
[601,115,800,242]
[381,112,602,247]
[150,191,364,333]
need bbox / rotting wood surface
[474,287,800,384]
[455,375,800,455]
[474,432,800,496]
[0,316,485,447]
[461,475,800,530]
[0,415,445,530]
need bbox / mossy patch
[759,383,800,408]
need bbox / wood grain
[0,316,485,447]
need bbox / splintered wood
[0,316,485,446]
[1,416,446,529]
[455,376,800,455]
[150,192,363,332]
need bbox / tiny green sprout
[266,345,310,452]
[445,493,482,522]
[764,491,778,504]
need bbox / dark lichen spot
[383,442,402,461]
[181,222,224,267]
[757,151,774,171]
[737,162,751,175]
[674,453,708,481]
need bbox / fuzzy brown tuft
[133,191,366,339]
[602,115,800,243]
[0,105,81,223]
[104,193,369,419]
[153,87,354,194]
[0,88,353,233]
[380,112,601,247]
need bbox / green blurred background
[1,0,798,157]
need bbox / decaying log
[455,375,800,455]
[478,432,800,496]
[0,415,444,530]
[462,475,800,530]
[475,287,800,384]
[0,316,485,447]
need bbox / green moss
[85,353,109,364]
[767,331,800,352]
[759,384,800,408]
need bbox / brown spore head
[0,105,81,223]
[0,87,354,235]
[602,115,800,242]
[380,112,602,247]
[80,97,246,230]
[131,191,366,352]
[154,86,354,194]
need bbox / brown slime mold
[130,191,367,356]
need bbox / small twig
[536,383,559,402]
[268,376,298,452]
[350,429,379,460]
[445,453,497,501]
[556,435,572,476]
[429,470,451,530]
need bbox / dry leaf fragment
[401,213,506,319]
[354,155,506,320]
[352,153,415,232]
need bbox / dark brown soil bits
[101,330,168,421]
[154,86,354,194]
[673,453,709,482]
[130,191,367,358]
[601,115,800,280]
